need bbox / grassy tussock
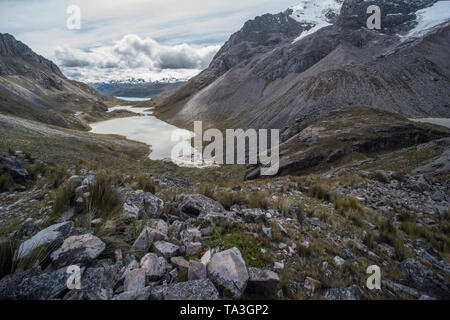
[86,172,122,220]
[52,180,77,216]
[0,173,15,192]
[135,175,157,194]
[308,184,331,201]
[213,191,247,210]
[248,190,271,210]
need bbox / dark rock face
[397,258,450,299]
[0,33,64,77]
[0,155,31,184]
[0,267,70,300]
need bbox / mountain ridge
[153,0,450,131]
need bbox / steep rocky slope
[155,0,450,130]
[0,33,111,130]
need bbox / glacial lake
[410,118,450,129]
[114,96,152,102]
[90,105,194,162]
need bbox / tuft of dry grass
[0,173,16,192]
[248,190,271,210]
[308,184,331,201]
[135,175,157,194]
[86,172,122,220]
[214,191,247,210]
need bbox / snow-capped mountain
[90,78,185,98]
[155,0,450,131]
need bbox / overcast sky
[0,0,297,82]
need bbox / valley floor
[0,110,449,300]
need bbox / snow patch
[402,1,450,40]
[289,0,343,43]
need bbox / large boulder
[246,267,280,297]
[152,241,180,259]
[121,190,164,220]
[0,266,73,300]
[207,247,249,299]
[149,279,220,300]
[16,222,73,261]
[140,253,166,281]
[50,234,106,268]
[132,227,167,251]
[176,194,225,217]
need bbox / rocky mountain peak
[0,32,64,78]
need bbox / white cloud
[55,34,219,82]
[0,0,296,82]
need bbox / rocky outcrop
[207,247,249,299]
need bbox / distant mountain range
[90,78,185,98]
[154,0,450,130]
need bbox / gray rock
[150,219,169,236]
[113,287,152,300]
[64,267,113,300]
[323,285,361,300]
[262,226,273,239]
[152,241,179,259]
[124,268,146,292]
[397,258,450,299]
[11,224,40,240]
[149,279,219,300]
[0,155,31,184]
[207,247,249,299]
[186,242,202,256]
[50,234,106,268]
[0,266,72,300]
[121,190,164,220]
[120,259,139,281]
[16,222,73,261]
[140,253,166,281]
[246,267,280,297]
[188,261,207,281]
[177,193,225,217]
[181,227,202,243]
[132,227,167,251]
[170,256,190,271]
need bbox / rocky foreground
[0,148,449,300]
